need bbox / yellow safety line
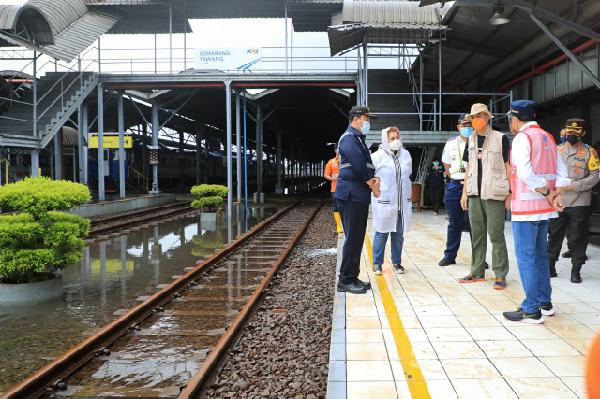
[364,234,431,399]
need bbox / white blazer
[371,129,413,234]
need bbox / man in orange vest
[324,147,343,233]
[502,100,569,324]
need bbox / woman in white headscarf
[371,127,413,275]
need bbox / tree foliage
[190,184,228,210]
[0,178,91,283]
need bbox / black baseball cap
[349,106,378,119]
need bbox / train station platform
[327,211,600,399]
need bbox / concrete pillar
[117,94,126,198]
[97,84,105,201]
[150,102,159,194]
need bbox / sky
[1,16,399,76]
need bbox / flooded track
[0,205,275,393]
[2,200,320,398]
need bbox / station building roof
[416,0,600,92]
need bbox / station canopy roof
[327,1,451,55]
[415,0,600,92]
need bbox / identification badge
[477,148,483,160]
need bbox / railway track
[87,201,193,238]
[3,200,320,399]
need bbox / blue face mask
[460,127,474,137]
[361,120,371,135]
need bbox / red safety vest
[510,125,557,216]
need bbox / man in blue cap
[335,106,380,294]
[439,113,472,266]
[503,100,569,324]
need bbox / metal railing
[368,91,513,131]
[0,46,99,137]
[128,165,149,191]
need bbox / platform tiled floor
[327,211,600,399]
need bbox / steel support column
[438,36,443,130]
[31,150,39,177]
[196,129,202,184]
[169,4,173,75]
[236,93,242,202]
[285,3,289,73]
[53,129,62,179]
[81,103,88,184]
[32,51,37,140]
[363,42,369,106]
[419,54,424,131]
[117,94,126,198]
[77,103,84,182]
[225,81,233,225]
[150,102,159,194]
[276,131,283,193]
[97,84,105,201]
[256,103,263,195]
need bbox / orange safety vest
[510,125,557,216]
[324,157,339,192]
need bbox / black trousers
[548,206,591,267]
[430,184,444,211]
[337,199,369,285]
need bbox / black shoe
[355,278,371,290]
[540,302,555,316]
[502,308,544,324]
[337,281,368,294]
[438,258,456,267]
[484,262,489,270]
[393,264,405,274]
[571,265,582,284]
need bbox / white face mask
[388,139,402,151]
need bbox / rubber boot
[549,260,557,278]
[570,264,582,284]
[333,212,344,234]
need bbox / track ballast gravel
[202,204,337,399]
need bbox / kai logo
[247,48,259,55]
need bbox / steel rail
[179,201,322,398]
[1,203,298,399]
[87,201,192,236]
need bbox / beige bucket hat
[469,103,494,119]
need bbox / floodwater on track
[0,205,276,391]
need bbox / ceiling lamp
[489,6,511,26]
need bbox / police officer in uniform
[335,106,380,294]
[439,113,472,266]
[548,118,600,283]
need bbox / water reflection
[0,205,275,390]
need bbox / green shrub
[192,196,225,209]
[190,184,228,210]
[0,177,91,220]
[190,184,228,199]
[0,178,91,284]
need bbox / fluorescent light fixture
[489,7,510,26]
